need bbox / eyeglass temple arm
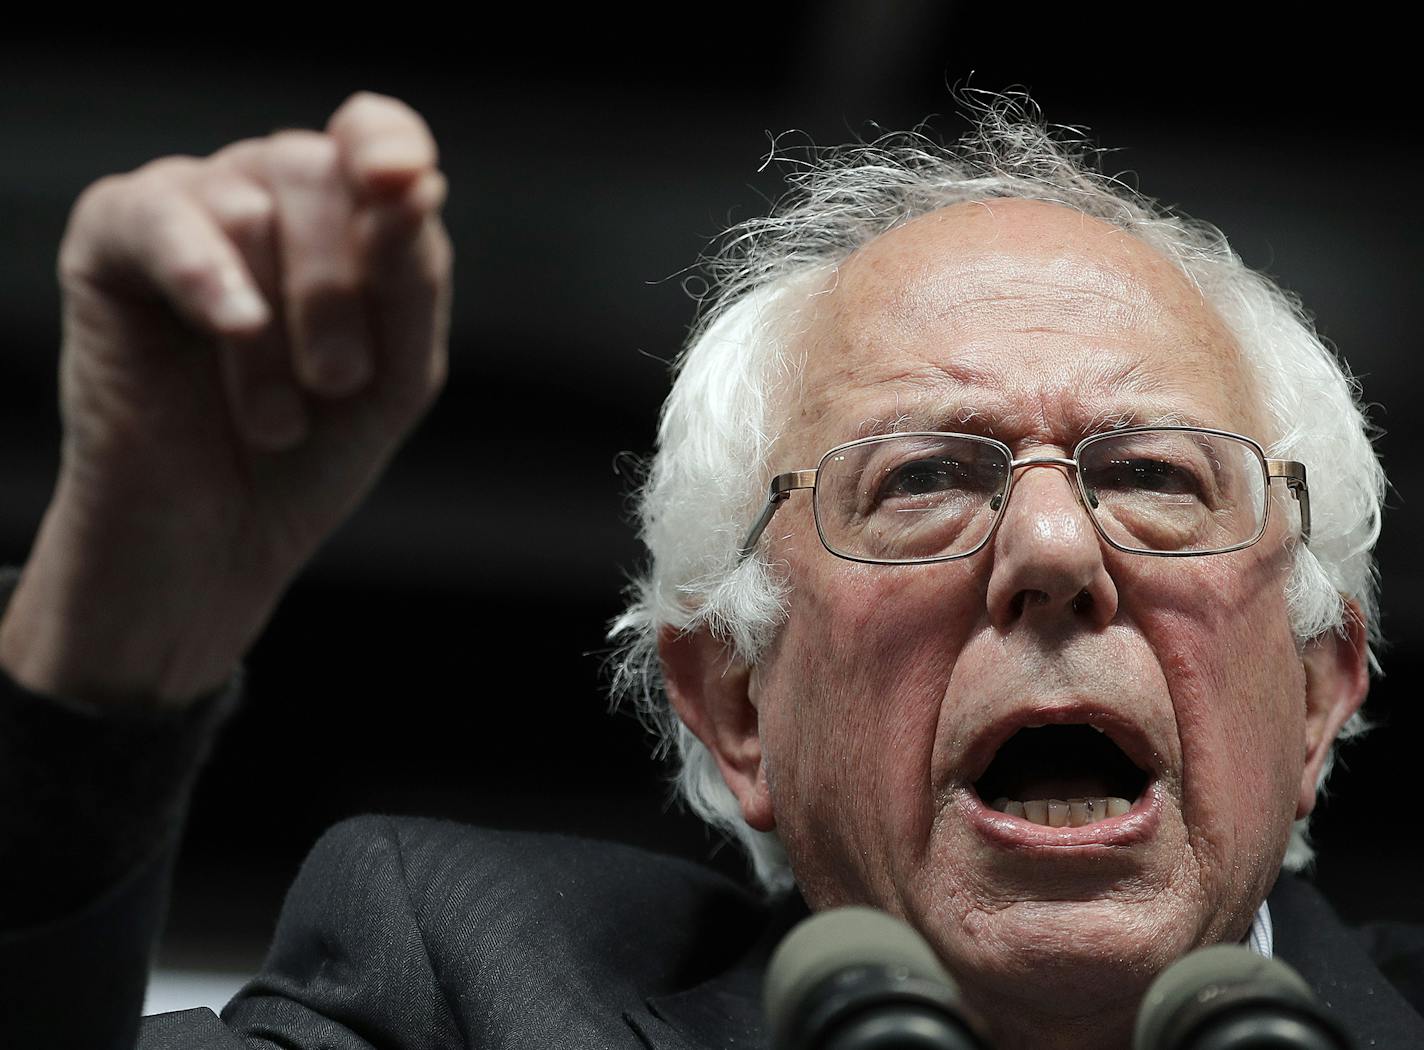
[737,469,818,560]
[1267,459,1310,544]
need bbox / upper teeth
[991,796,1131,826]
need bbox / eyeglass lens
[814,430,1268,562]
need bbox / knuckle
[65,152,200,234]
[133,154,200,182]
[123,190,188,247]
[336,90,406,125]
[265,130,340,183]
[59,173,191,284]
[210,136,269,165]
[68,170,145,229]
[288,270,361,304]
[142,207,226,302]
[162,249,223,301]
[63,174,122,239]
[112,170,192,232]
[166,264,216,304]
[205,178,274,235]
[57,183,118,283]
[338,89,383,113]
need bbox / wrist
[0,486,261,708]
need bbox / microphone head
[764,906,982,1050]
[1134,944,1346,1050]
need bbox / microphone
[1134,944,1352,1050]
[763,906,990,1050]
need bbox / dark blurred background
[3,9,1420,982]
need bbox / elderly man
[0,94,1415,1050]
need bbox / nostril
[1070,589,1092,615]
[1009,590,1052,619]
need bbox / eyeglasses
[738,426,1310,564]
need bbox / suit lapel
[638,892,807,1050]
[1270,874,1424,1048]
[623,1008,706,1050]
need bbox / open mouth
[971,724,1150,828]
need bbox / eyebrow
[849,401,1210,442]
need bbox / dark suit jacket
[120,816,1424,1050]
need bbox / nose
[985,461,1119,632]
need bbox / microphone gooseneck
[1133,944,1352,1050]
[763,906,989,1050]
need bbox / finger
[62,164,271,339]
[327,92,439,199]
[352,173,452,426]
[188,162,275,241]
[190,171,309,450]
[229,131,373,400]
[354,168,448,238]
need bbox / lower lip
[962,781,1163,852]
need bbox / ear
[658,625,775,832]
[1296,600,1370,819]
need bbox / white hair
[610,96,1384,892]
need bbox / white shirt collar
[1245,898,1274,957]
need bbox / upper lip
[959,701,1165,790]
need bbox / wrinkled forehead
[786,200,1263,456]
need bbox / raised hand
[0,92,451,707]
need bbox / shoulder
[299,815,772,992]
[304,813,757,915]
[223,816,774,1047]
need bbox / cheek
[758,556,983,899]
[1142,554,1305,860]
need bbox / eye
[883,459,961,497]
[877,456,1001,503]
[1087,456,1204,498]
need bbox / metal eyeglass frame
[736,425,1310,564]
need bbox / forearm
[0,567,240,927]
[0,567,239,1047]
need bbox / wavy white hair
[610,97,1384,893]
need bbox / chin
[925,892,1198,1001]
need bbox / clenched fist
[0,93,451,707]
